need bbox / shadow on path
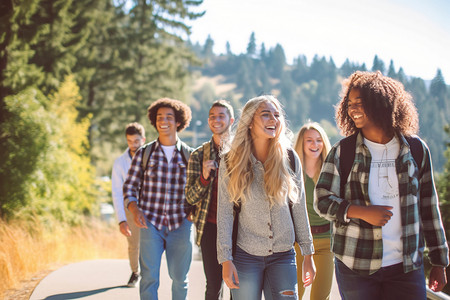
[42,285,130,300]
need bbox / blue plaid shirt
[123,139,190,231]
[315,132,448,275]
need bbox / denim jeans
[231,246,297,300]
[200,222,226,300]
[139,218,193,300]
[335,258,426,300]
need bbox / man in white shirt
[111,122,146,287]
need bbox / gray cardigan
[217,152,314,264]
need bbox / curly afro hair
[147,98,192,132]
[335,71,419,137]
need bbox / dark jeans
[335,258,426,300]
[201,222,226,300]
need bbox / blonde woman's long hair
[293,122,332,183]
[224,95,298,207]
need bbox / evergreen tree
[430,69,447,103]
[267,44,286,78]
[0,0,44,99]
[246,32,256,57]
[226,41,232,56]
[387,60,396,78]
[292,55,308,84]
[203,34,214,62]
[371,55,385,74]
[260,42,267,61]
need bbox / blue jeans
[335,258,426,300]
[139,218,193,300]
[231,246,297,300]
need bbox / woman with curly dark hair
[315,71,448,299]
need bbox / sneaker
[127,272,140,287]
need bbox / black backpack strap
[232,202,240,256]
[405,136,424,171]
[179,141,192,165]
[339,133,358,198]
[141,141,156,177]
[139,141,156,199]
[287,148,296,173]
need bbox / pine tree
[226,41,232,56]
[387,60,396,78]
[246,32,256,57]
[371,55,385,74]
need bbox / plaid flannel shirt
[315,132,448,275]
[123,139,190,231]
[185,139,217,246]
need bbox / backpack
[339,133,424,198]
[232,148,297,255]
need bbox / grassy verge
[0,217,127,298]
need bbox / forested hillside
[187,33,450,172]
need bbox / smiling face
[250,101,281,141]
[156,107,180,138]
[303,129,324,161]
[208,106,233,136]
[347,88,376,132]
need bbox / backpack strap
[405,136,424,172]
[141,141,157,175]
[179,141,192,165]
[339,133,358,198]
[202,141,211,164]
[287,148,296,173]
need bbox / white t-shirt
[364,136,403,267]
[160,145,176,162]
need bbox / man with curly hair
[315,71,448,299]
[124,98,194,300]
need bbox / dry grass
[0,217,127,299]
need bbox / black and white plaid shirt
[124,139,189,231]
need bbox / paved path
[30,255,341,299]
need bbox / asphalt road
[29,255,341,299]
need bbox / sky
[188,0,450,82]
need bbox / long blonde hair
[224,95,298,207]
[293,122,331,183]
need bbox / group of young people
[111,70,448,300]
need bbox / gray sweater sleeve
[216,162,235,264]
[291,152,315,256]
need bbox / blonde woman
[217,95,315,300]
[294,122,333,300]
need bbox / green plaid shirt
[315,132,448,275]
[185,139,217,246]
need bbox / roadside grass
[0,217,126,298]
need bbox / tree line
[188,33,450,173]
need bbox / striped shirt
[315,132,448,275]
[123,139,191,231]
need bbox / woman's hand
[302,255,316,287]
[347,204,393,226]
[222,260,239,289]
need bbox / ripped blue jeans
[231,246,298,300]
